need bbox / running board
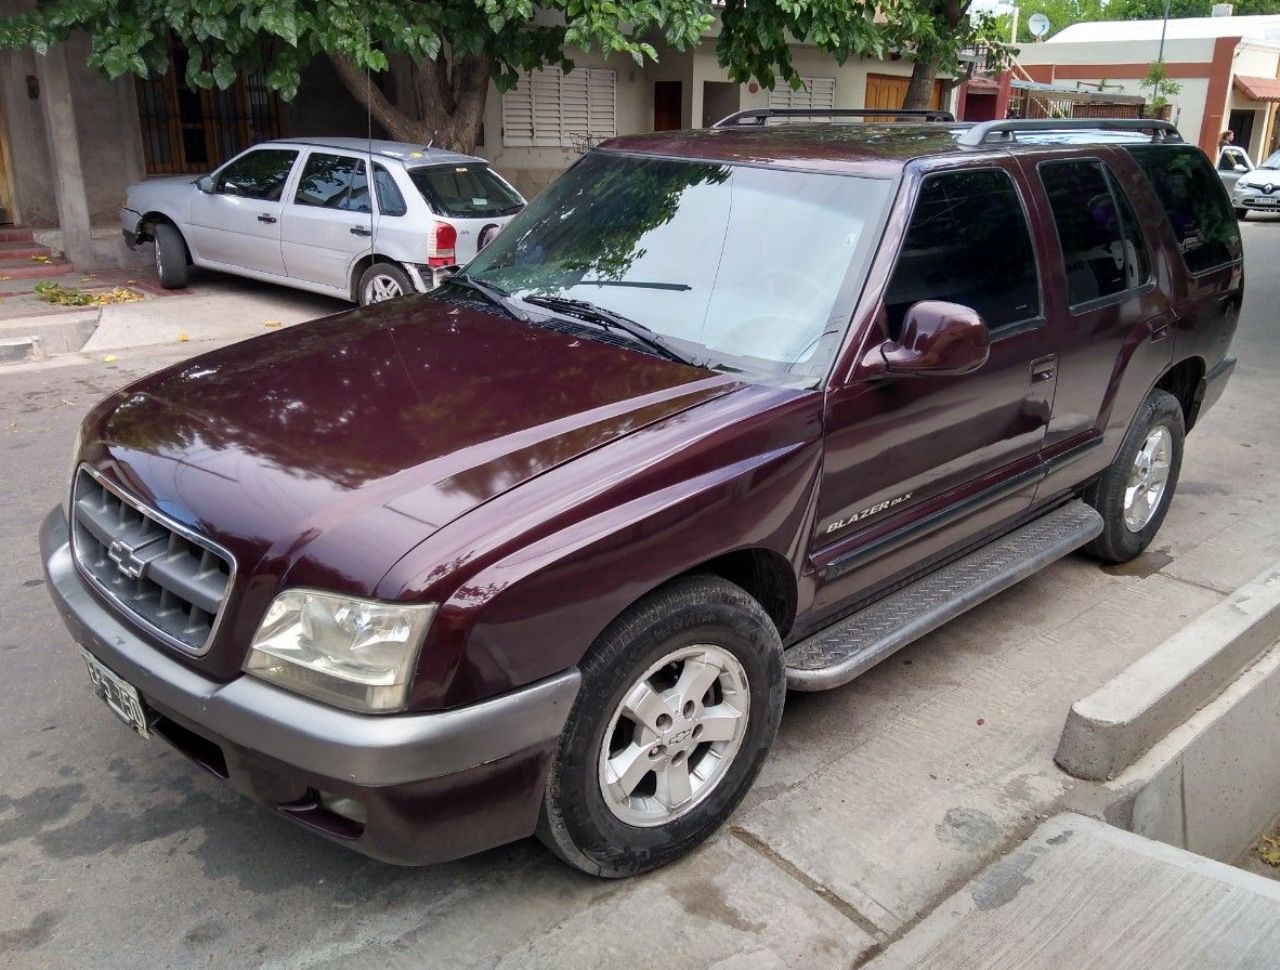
[785,500,1104,692]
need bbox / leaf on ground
[0,275,11,281]
[176,332,189,342]
[263,319,282,329]
[103,354,118,363]
[1255,834,1280,867]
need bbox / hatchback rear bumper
[40,506,579,865]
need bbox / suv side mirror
[196,175,215,194]
[871,301,990,377]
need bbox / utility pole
[1157,0,1172,62]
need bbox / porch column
[33,44,93,268]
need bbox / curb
[1055,562,1280,781]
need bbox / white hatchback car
[1228,147,1280,219]
[120,138,526,305]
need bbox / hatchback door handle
[1030,355,1057,383]
[257,214,277,224]
[349,226,372,237]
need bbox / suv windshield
[463,152,891,378]
[409,164,524,217]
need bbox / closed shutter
[502,68,617,147]
[768,76,837,116]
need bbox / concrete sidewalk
[869,814,1280,970]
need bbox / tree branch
[330,52,428,142]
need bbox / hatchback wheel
[538,575,784,877]
[358,263,412,306]
[1084,388,1184,563]
[152,222,189,289]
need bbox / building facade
[0,12,949,270]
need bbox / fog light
[318,791,368,827]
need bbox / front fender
[382,384,826,711]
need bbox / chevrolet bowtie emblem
[107,536,165,580]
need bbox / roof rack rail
[956,118,1182,148]
[712,107,956,128]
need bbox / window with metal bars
[134,40,282,175]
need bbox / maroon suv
[42,114,1240,877]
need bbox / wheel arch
[349,253,410,302]
[677,548,798,639]
[1155,355,1206,431]
[137,211,191,260]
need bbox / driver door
[809,164,1058,617]
[188,147,299,275]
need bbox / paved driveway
[3,220,1280,969]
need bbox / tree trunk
[901,51,943,110]
[331,51,491,153]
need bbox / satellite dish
[1028,12,1051,37]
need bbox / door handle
[1148,317,1171,342]
[1030,354,1057,383]
[349,226,372,237]
[257,214,277,224]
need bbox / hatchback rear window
[1125,145,1241,274]
[409,165,523,218]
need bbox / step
[0,241,49,260]
[785,499,1104,691]
[0,260,75,280]
[0,226,34,244]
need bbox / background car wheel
[1083,388,1185,564]
[537,575,785,878]
[152,222,189,289]
[358,263,412,306]
[1235,208,1248,220]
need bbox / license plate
[1248,197,1278,206]
[81,649,151,738]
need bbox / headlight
[244,589,436,713]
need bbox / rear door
[280,149,374,290]
[810,161,1059,616]
[406,163,524,263]
[187,147,298,273]
[1025,149,1188,501]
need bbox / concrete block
[867,813,1280,970]
[1056,561,1280,781]
[0,335,40,364]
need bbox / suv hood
[86,295,738,605]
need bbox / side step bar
[785,500,1104,691]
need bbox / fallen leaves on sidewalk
[263,320,282,329]
[1256,834,1280,867]
[176,332,189,342]
[103,355,118,363]
[34,281,143,307]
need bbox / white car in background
[1228,147,1280,219]
[120,138,526,306]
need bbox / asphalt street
[2,217,1279,969]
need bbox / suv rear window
[409,165,523,218]
[1125,145,1242,275]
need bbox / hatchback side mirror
[870,300,990,377]
[196,175,215,194]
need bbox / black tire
[1235,207,1248,220]
[152,222,189,289]
[537,575,785,878]
[1083,389,1185,563]
[356,262,413,307]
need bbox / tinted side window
[1125,145,1242,274]
[1040,159,1149,307]
[293,153,371,213]
[216,149,298,202]
[885,169,1040,336]
[374,164,408,217]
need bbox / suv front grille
[70,468,234,654]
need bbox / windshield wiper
[444,274,529,321]
[521,294,703,368]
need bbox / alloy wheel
[365,274,404,303]
[1123,426,1173,532]
[597,644,750,827]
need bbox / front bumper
[119,207,142,248]
[40,506,579,865]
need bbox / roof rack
[956,118,1182,148]
[712,107,956,128]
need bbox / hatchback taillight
[429,222,457,267]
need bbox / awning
[1234,75,1280,102]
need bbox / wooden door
[654,81,682,132]
[864,73,944,114]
